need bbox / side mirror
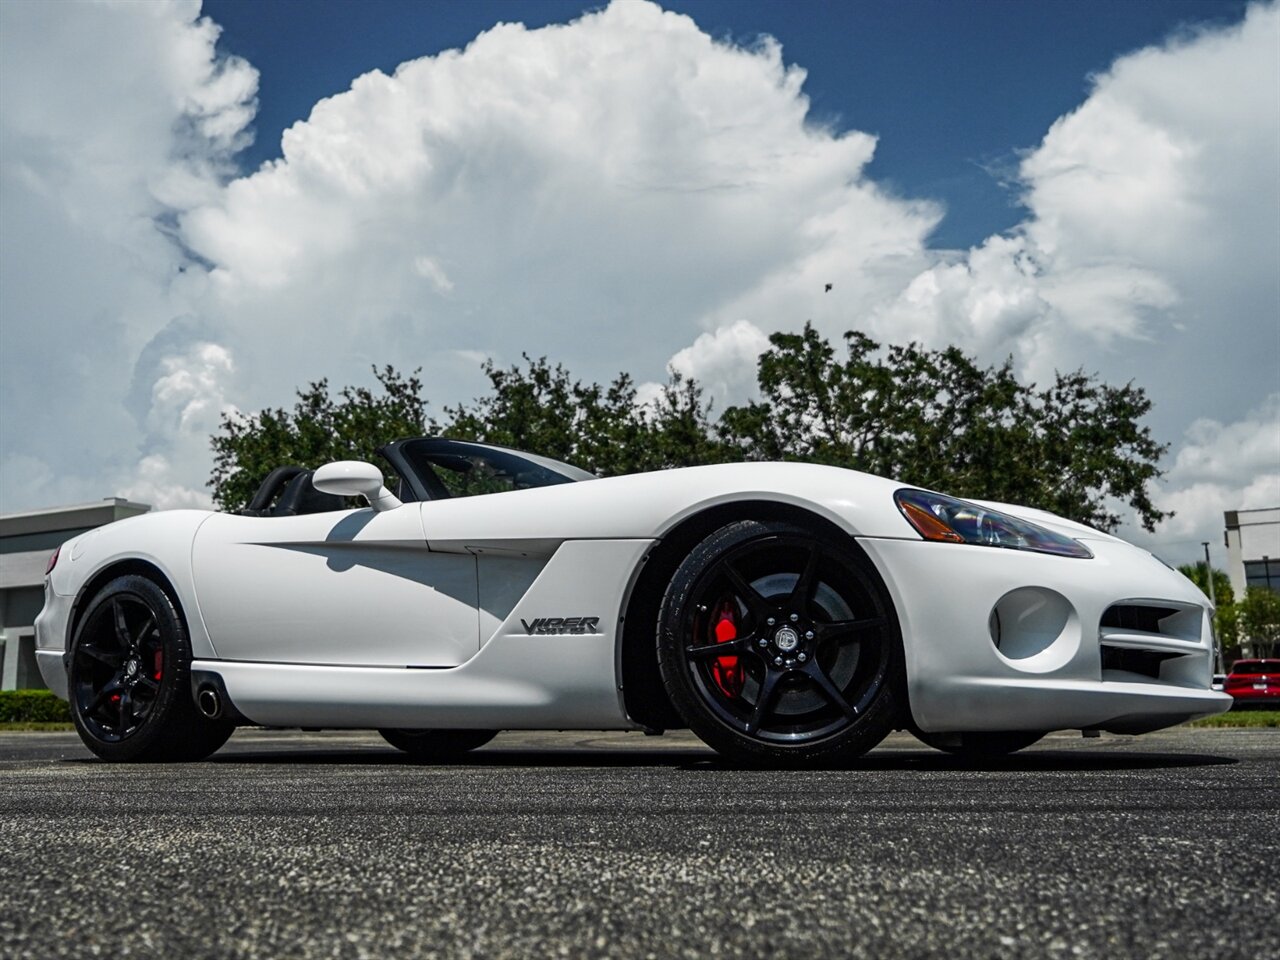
[313,461,403,512]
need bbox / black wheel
[69,575,233,762]
[913,730,1045,758]
[378,729,497,759]
[657,520,904,766]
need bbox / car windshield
[392,438,595,500]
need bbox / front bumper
[858,536,1231,734]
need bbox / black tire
[69,575,233,762]
[378,728,497,758]
[913,730,1045,758]
[657,520,905,766]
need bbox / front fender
[62,510,218,659]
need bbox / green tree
[719,323,1168,532]
[1177,564,1238,648]
[1238,586,1280,658]
[209,366,433,511]
[443,355,734,475]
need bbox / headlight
[894,488,1093,559]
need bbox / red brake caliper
[710,599,745,698]
[152,650,163,682]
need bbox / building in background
[0,499,149,690]
[1224,507,1280,600]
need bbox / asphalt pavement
[1,726,1277,960]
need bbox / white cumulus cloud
[1170,394,1280,489]
[868,4,1278,415]
[0,0,256,508]
[1128,395,1280,563]
[664,320,772,406]
[170,0,940,413]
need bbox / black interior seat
[239,465,346,517]
[273,470,346,516]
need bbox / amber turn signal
[898,499,965,542]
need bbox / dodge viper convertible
[35,437,1230,764]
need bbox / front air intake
[1100,604,1179,635]
[1100,645,1181,679]
[1098,601,1208,688]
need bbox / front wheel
[657,520,905,766]
[379,729,497,759]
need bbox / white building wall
[1224,507,1280,599]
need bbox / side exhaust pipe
[190,670,248,724]
[196,685,223,720]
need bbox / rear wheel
[657,520,904,766]
[69,575,233,762]
[914,730,1045,758]
[378,729,497,759]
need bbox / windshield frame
[378,437,595,502]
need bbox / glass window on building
[1244,558,1279,594]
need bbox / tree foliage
[209,325,1171,537]
[209,366,433,511]
[1238,586,1280,658]
[718,324,1168,531]
[443,356,733,476]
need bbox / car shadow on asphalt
[201,746,1238,772]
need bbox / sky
[204,0,1254,248]
[0,0,1276,568]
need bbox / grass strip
[1189,710,1280,728]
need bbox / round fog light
[989,586,1079,673]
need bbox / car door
[190,505,479,667]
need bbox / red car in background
[1224,659,1280,707]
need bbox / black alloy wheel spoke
[134,675,160,695]
[718,561,770,618]
[112,600,132,649]
[117,689,133,730]
[132,614,155,650]
[802,661,859,719]
[813,616,886,645]
[686,636,757,660]
[745,669,784,735]
[788,544,821,613]
[85,678,123,716]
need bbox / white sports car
[35,437,1229,764]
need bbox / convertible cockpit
[240,437,595,517]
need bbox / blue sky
[0,0,1276,564]
[205,0,1250,247]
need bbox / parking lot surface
[1,727,1277,959]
